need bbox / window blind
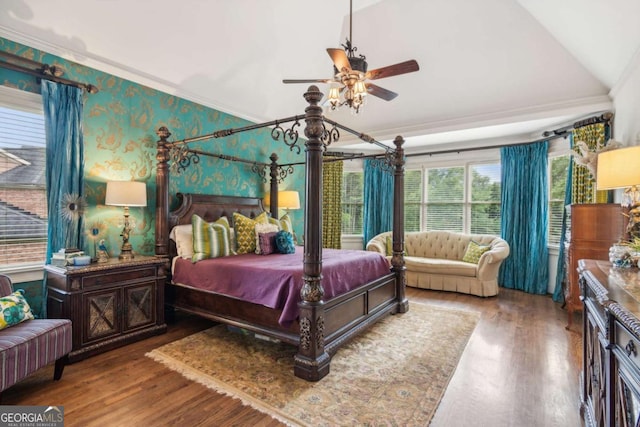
[341,171,364,235]
[0,86,48,268]
[425,167,464,232]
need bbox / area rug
[146,303,479,426]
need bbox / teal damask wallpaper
[0,37,306,259]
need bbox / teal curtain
[363,159,393,247]
[552,136,574,303]
[499,141,549,294]
[42,80,85,263]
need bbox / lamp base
[119,242,135,260]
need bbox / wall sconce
[105,180,147,260]
[597,145,640,239]
[264,190,300,215]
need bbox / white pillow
[255,222,280,254]
[169,224,193,259]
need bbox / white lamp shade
[105,181,147,207]
[264,190,300,210]
[597,146,640,190]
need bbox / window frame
[339,136,572,251]
[0,85,48,282]
[547,142,573,250]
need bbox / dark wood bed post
[392,136,409,312]
[155,126,171,258]
[268,153,279,218]
[294,85,330,381]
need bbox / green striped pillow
[268,213,293,233]
[191,215,234,262]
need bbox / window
[0,86,47,270]
[469,164,501,235]
[341,162,502,236]
[548,155,570,246]
[341,171,363,235]
[404,169,422,232]
[425,166,464,232]
[420,164,502,234]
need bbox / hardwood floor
[3,287,583,427]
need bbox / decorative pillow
[169,224,194,259]
[233,211,269,254]
[192,215,234,262]
[0,289,35,330]
[269,213,293,234]
[384,235,405,256]
[258,231,279,255]
[275,230,296,254]
[255,222,280,254]
[462,240,491,264]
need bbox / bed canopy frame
[154,85,408,380]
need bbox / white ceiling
[1,0,639,153]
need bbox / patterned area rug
[146,303,479,426]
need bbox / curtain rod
[403,112,613,159]
[0,51,99,94]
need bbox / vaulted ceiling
[1,0,639,153]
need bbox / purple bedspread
[171,247,392,326]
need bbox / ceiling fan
[283,0,419,113]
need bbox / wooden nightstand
[45,256,167,362]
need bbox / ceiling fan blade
[327,48,351,72]
[366,83,398,101]
[365,60,420,80]
[283,79,333,84]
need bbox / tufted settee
[366,230,510,297]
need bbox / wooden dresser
[565,204,624,329]
[578,259,640,427]
[45,256,167,362]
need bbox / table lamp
[105,180,147,260]
[264,190,300,215]
[597,145,640,239]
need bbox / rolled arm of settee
[365,231,392,256]
[477,238,510,281]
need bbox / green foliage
[341,171,364,234]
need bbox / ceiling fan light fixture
[353,80,367,96]
[284,0,419,114]
[328,86,341,110]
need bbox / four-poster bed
[154,85,408,381]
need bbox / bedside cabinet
[45,256,167,362]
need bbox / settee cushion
[405,257,477,277]
[0,318,72,392]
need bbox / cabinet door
[585,307,607,426]
[84,288,121,343]
[613,319,640,427]
[614,359,640,426]
[124,282,156,332]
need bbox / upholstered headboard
[167,193,266,258]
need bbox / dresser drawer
[614,319,640,370]
[81,266,157,288]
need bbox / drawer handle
[626,340,637,357]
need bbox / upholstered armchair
[0,274,72,401]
